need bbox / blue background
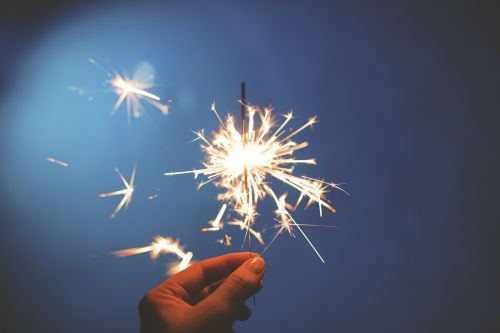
[1,1,499,332]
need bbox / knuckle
[227,273,260,295]
[227,274,251,290]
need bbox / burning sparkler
[112,235,194,275]
[99,165,136,219]
[47,157,69,168]
[165,97,344,262]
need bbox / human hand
[139,252,266,333]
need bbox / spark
[165,103,343,262]
[47,157,69,168]
[99,165,136,219]
[261,192,338,255]
[70,58,170,122]
[227,220,265,246]
[148,188,160,201]
[201,204,227,232]
[112,235,194,275]
[110,73,169,121]
[217,234,232,247]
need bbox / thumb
[211,256,266,305]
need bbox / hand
[139,252,266,333]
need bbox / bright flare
[110,72,169,121]
[112,235,194,275]
[165,103,344,262]
[99,165,136,219]
[70,59,170,122]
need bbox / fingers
[211,256,266,305]
[194,255,265,322]
[234,304,252,321]
[190,256,264,329]
[166,252,260,298]
[193,278,225,303]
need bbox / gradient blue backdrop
[1,1,499,332]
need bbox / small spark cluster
[113,236,193,276]
[109,71,169,121]
[69,58,171,123]
[99,166,136,219]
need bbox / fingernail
[246,256,265,274]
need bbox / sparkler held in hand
[165,90,345,262]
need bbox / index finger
[167,252,259,297]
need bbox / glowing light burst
[113,235,194,276]
[70,58,170,122]
[109,71,169,121]
[99,165,136,219]
[166,103,345,262]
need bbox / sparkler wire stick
[241,82,252,253]
[241,82,256,306]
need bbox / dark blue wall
[1,1,499,332]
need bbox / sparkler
[47,157,69,168]
[165,90,344,262]
[99,165,136,219]
[112,235,194,276]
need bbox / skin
[139,252,266,333]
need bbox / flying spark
[217,234,232,247]
[201,204,227,232]
[47,157,69,168]
[109,71,169,121]
[70,59,170,122]
[165,102,344,262]
[112,235,194,275]
[99,165,136,219]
